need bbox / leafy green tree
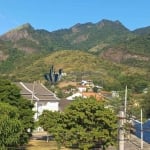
[118,74,148,93]
[133,79,148,93]
[39,97,117,150]
[39,110,60,132]
[0,102,22,150]
[141,91,150,118]
[0,79,34,146]
[17,98,34,145]
[93,86,99,93]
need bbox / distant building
[66,92,83,100]
[111,91,119,98]
[80,80,94,87]
[77,85,87,92]
[82,92,104,101]
[66,91,104,101]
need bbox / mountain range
[0,19,149,91]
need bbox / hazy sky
[0,0,150,35]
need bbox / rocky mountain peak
[0,23,34,42]
[15,23,34,31]
[96,19,129,31]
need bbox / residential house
[16,82,60,120]
[82,92,104,101]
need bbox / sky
[0,0,150,35]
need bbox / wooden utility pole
[31,81,35,103]
[118,111,125,150]
[124,85,127,117]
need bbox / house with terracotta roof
[82,92,104,101]
[66,91,104,101]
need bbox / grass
[27,140,71,150]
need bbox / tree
[0,102,22,149]
[141,90,150,118]
[17,97,34,145]
[0,79,34,146]
[39,110,60,132]
[39,97,117,150]
[93,86,99,93]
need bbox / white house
[77,86,87,92]
[16,82,60,120]
[66,92,84,100]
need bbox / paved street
[108,134,150,150]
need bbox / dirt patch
[58,81,77,88]
[27,140,71,150]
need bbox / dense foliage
[39,97,117,150]
[0,48,25,73]
[0,102,22,149]
[2,50,148,94]
[0,79,34,148]
[0,19,150,99]
[141,90,150,118]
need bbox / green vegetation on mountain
[0,19,149,93]
[0,19,133,53]
[133,26,150,35]
[127,35,150,55]
[3,50,148,94]
[141,91,150,118]
[0,48,25,73]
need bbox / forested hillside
[0,19,149,92]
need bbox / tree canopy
[141,90,150,118]
[39,97,117,150]
[0,102,22,149]
[0,79,34,148]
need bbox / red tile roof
[82,92,104,100]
